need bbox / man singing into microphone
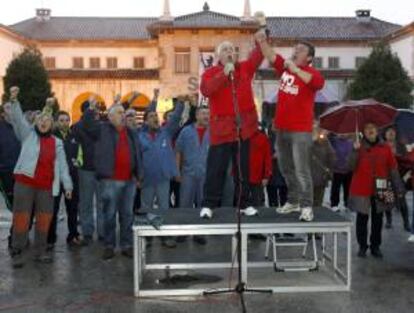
[199,33,264,219]
[256,33,325,222]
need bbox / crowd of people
[0,28,413,270]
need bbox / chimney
[241,0,253,21]
[160,0,173,21]
[36,8,51,22]
[355,9,371,23]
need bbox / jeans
[141,180,170,214]
[100,179,136,249]
[78,169,104,239]
[180,175,205,209]
[276,131,313,208]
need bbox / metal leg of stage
[134,229,140,297]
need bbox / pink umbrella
[319,98,397,135]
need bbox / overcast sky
[1,0,412,26]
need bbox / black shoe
[102,248,115,260]
[385,222,392,229]
[249,234,267,241]
[357,247,367,258]
[11,249,25,269]
[193,236,207,245]
[7,235,12,249]
[80,236,93,247]
[121,248,133,258]
[176,236,188,243]
[162,238,177,249]
[46,243,55,252]
[371,247,383,259]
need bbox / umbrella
[395,109,414,144]
[319,98,398,135]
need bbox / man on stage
[199,33,264,219]
[256,33,325,222]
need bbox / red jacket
[349,142,398,197]
[200,44,263,145]
[273,54,325,132]
[249,131,272,184]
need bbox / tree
[2,46,53,112]
[347,42,413,109]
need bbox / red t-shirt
[112,128,132,181]
[196,127,207,144]
[15,136,56,190]
[273,55,325,132]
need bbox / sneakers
[241,207,258,216]
[299,207,314,222]
[276,202,300,214]
[200,208,213,219]
[121,248,133,258]
[331,206,340,212]
[408,234,414,243]
[357,247,367,258]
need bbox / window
[312,57,323,69]
[133,57,145,69]
[44,57,56,69]
[175,48,191,74]
[72,57,84,69]
[106,57,118,69]
[89,57,101,69]
[328,57,340,69]
[355,57,367,68]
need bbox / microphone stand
[203,63,272,313]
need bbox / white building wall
[390,34,414,78]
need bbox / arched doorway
[121,92,151,111]
[71,92,105,123]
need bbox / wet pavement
[0,195,413,313]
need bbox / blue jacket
[329,135,354,174]
[138,101,184,187]
[82,110,141,180]
[0,120,21,173]
[176,124,210,178]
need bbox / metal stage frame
[133,208,352,298]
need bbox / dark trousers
[169,180,180,208]
[47,183,79,245]
[267,185,288,207]
[385,195,410,228]
[330,172,353,207]
[202,139,249,209]
[313,185,326,208]
[236,183,264,208]
[356,198,383,250]
[133,187,141,214]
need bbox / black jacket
[0,120,21,173]
[82,109,140,180]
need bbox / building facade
[0,0,412,121]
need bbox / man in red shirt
[83,100,141,260]
[199,32,264,219]
[256,32,325,221]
